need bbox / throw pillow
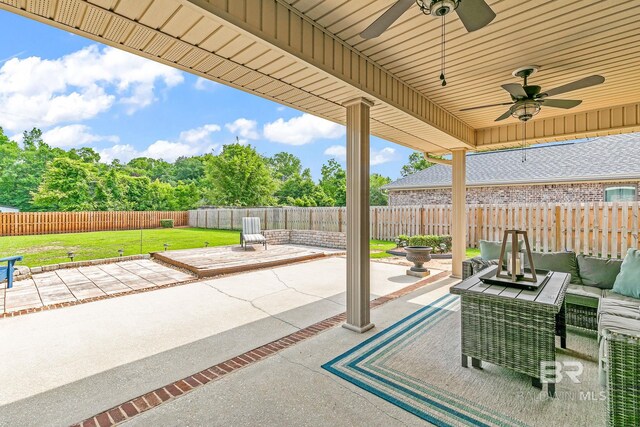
[479,239,524,261]
[527,251,581,285]
[612,249,640,299]
[577,254,623,289]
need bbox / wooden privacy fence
[190,202,640,258]
[0,211,188,237]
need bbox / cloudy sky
[0,10,415,180]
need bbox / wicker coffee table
[450,265,570,396]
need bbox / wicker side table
[451,266,570,397]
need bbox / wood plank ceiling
[1,0,640,153]
[296,0,640,127]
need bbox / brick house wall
[388,181,640,206]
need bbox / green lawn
[0,228,240,267]
[0,230,483,268]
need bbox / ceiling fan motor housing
[419,0,460,16]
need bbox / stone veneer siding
[263,229,346,249]
[388,181,640,206]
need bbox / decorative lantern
[495,230,537,282]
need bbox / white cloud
[178,124,221,144]
[371,147,396,166]
[194,77,219,91]
[324,145,346,161]
[263,113,345,145]
[99,123,220,163]
[99,144,139,164]
[41,124,119,148]
[0,45,184,132]
[141,140,217,163]
[322,145,396,165]
[225,118,259,140]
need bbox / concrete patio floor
[0,256,445,426]
[124,277,456,427]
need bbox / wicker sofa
[463,251,640,426]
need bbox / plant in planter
[396,234,410,247]
[405,235,433,273]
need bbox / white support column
[343,97,374,333]
[451,149,467,279]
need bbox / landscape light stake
[164,243,169,252]
[205,241,209,247]
[67,252,75,262]
[118,249,124,257]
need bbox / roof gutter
[424,153,452,166]
[385,175,640,191]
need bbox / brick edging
[71,270,451,427]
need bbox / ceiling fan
[360,1,496,85]
[461,66,606,122]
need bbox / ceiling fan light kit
[460,66,605,122]
[415,0,459,17]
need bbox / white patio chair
[240,217,267,250]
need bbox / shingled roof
[383,133,640,190]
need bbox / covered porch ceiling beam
[476,102,640,149]
[182,0,475,149]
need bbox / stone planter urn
[404,246,432,277]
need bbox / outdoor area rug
[322,294,606,427]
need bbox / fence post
[372,207,378,239]
[284,209,289,230]
[555,205,562,251]
[475,207,483,247]
[338,208,342,233]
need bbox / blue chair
[0,256,23,289]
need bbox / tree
[174,181,201,210]
[127,157,173,182]
[275,168,334,207]
[173,156,206,182]
[0,128,63,211]
[319,159,346,206]
[370,173,392,206]
[204,144,276,206]
[268,152,302,182]
[68,147,101,164]
[400,152,437,177]
[32,157,99,211]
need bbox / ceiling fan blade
[541,99,582,109]
[360,0,414,39]
[455,0,496,32]
[495,108,514,121]
[460,102,513,112]
[542,75,605,97]
[501,83,527,98]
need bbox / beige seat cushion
[244,233,266,243]
[599,312,640,337]
[566,284,603,299]
[598,298,640,323]
[602,289,640,304]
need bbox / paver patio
[152,244,341,277]
[0,260,194,315]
